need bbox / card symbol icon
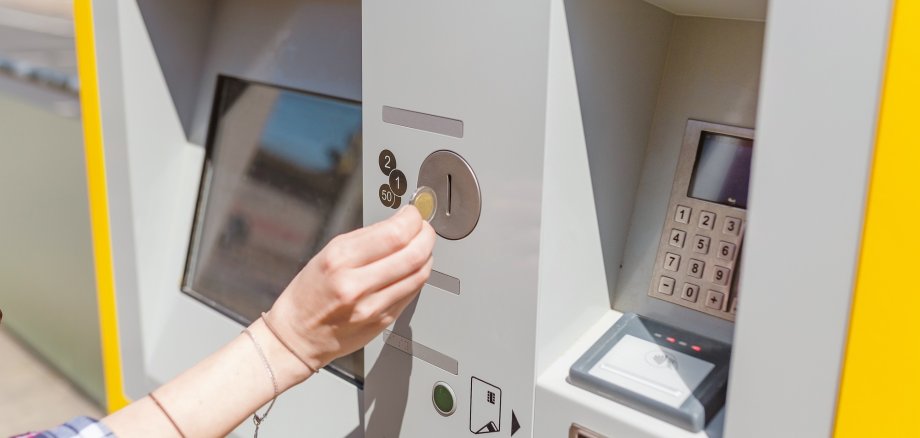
[470,377,501,434]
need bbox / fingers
[322,207,424,269]
[348,222,435,295]
[357,255,433,322]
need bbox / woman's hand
[267,206,436,373]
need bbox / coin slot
[447,174,453,216]
[417,150,481,240]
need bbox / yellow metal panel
[74,0,132,413]
[835,1,920,436]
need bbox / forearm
[102,318,313,437]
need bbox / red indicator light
[666,337,676,343]
[691,345,702,352]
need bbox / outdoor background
[0,0,105,433]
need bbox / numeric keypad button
[692,235,710,254]
[681,283,700,302]
[712,265,731,286]
[688,259,705,278]
[717,241,737,260]
[698,211,716,230]
[663,253,681,272]
[675,205,691,224]
[669,229,687,248]
[705,290,726,310]
[723,217,742,236]
[658,277,676,295]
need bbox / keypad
[651,201,744,322]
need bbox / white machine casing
[92,0,890,436]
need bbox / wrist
[262,307,330,371]
[248,318,314,391]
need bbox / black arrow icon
[511,411,521,436]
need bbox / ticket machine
[79,0,902,436]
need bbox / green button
[432,382,456,416]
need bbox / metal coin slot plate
[417,150,481,240]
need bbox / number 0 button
[378,149,396,176]
[681,283,700,303]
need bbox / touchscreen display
[183,76,363,381]
[688,131,753,208]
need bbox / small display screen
[183,76,363,382]
[688,131,753,208]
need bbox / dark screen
[183,77,363,382]
[688,131,753,208]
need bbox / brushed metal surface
[426,269,460,295]
[382,329,459,375]
[417,150,481,240]
[382,105,464,138]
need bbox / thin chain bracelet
[261,312,321,375]
[243,327,279,438]
[149,391,186,438]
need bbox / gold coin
[410,186,437,222]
